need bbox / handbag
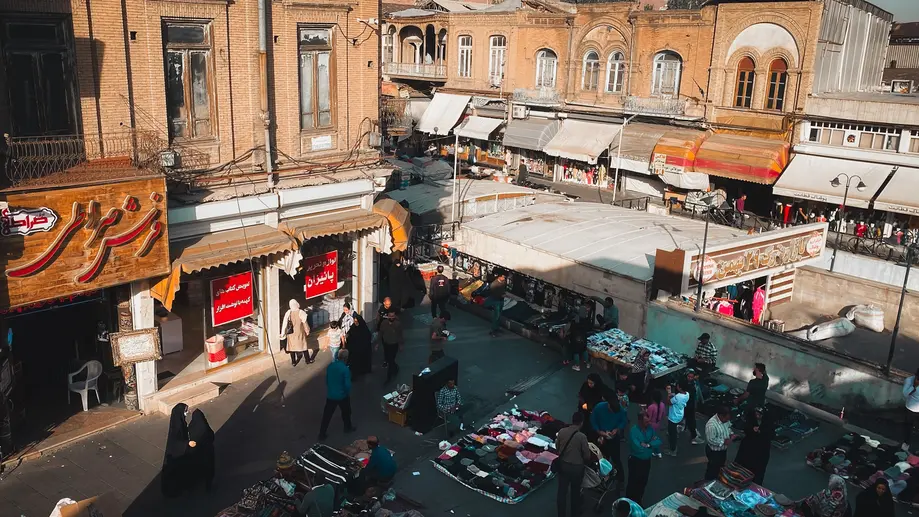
[551,432,576,473]
[285,319,294,335]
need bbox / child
[646,390,666,432]
[328,321,344,361]
[665,382,689,457]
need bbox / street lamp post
[829,173,868,272]
[887,245,917,375]
[694,210,711,312]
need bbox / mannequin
[280,299,312,366]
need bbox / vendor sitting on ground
[360,436,397,489]
[436,379,467,435]
[689,333,717,374]
[296,484,335,517]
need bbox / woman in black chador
[161,403,190,497]
[188,409,216,491]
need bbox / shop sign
[311,135,333,151]
[690,230,826,285]
[210,271,255,326]
[110,327,163,367]
[0,177,170,310]
[304,250,338,299]
[651,153,687,175]
[1,206,58,236]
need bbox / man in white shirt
[903,369,919,450]
[664,382,689,457]
[704,406,737,480]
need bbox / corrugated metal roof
[463,202,745,282]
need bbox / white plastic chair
[67,360,103,411]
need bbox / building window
[734,57,755,108]
[383,26,395,63]
[582,51,600,91]
[606,51,626,94]
[488,35,506,85]
[807,122,900,151]
[458,35,472,78]
[651,51,682,97]
[535,49,557,88]
[766,59,788,110]
[2,18,78,137]
[164,21,214,140]
[890,60,898,69]
[299,27,333,130]
[910,130,919,153]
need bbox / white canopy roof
[874,167,919,216]
[772,153,893,208]
[454,116,504,140]
[416,93,470,135]
[542,120,622,165]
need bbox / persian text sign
[689,228,826,286]
[304,250,338,299]
[210,272,255,326]
[0,177,170,309]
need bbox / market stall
[431,409,566,504]
[586,328,687,379]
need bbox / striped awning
[279,208,387,245]
[694,134,790,185]
[372,198,412,253]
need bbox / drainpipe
[258,0,274,188]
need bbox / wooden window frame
[488,35,506,85]
[298,26,336,132]
[766,59,788,111]
[652,52,682,98]
[606,51,625,94]
[535,49,557,88]
[734,57,755,108]
[163,20,217,143]
[458,35,472,78]
[582,51,600,91]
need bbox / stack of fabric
[585,329,687,376]
[431,409,565,504]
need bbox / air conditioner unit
[512,105,528,119]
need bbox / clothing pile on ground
[698,380,819,449]
[585,329,687,377]
[431,409,568,504]
[674,465,803,517]
[806,431,919,506]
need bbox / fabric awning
[502,119,561,151]
[416,93,471,135]
[651,128,708,174]
[694,134,790,185]
[874,167,919,216]
[608,123,668,175]
[454,116,504,140]
[661,171,710,190]
[279,208,387,245]
[372,198,413,253]
[772,153,893,208]
[543,120,622,165]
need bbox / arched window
[382,26,395,64]
[582,51,600,91]
[766,58,788,110]
[535,49,557,88]
[606,51,626,94]
[734,57,755,108]
[458,35,472,77]
[489,35,507,85]
[652,51,682,97]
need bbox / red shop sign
[304,250,338,299]
[210,272,255,327]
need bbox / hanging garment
[752,287,766,325]
[717,301,734,316]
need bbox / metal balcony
[383,62,447,81]
[512,88,562,106]
[623,96,687,116]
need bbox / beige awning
[279,208,387,245]
[171,224,297,275]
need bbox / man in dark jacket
[378,312,403,383]
[556,411,592,517]
[318,349,355,440]
[483,272,507,337]
[428,265,450,318]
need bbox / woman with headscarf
[854,478,894,517]
[188,409,216,492]
[161,403,190,497]
[799,475,850,517]
[734,406,774,485]
[280,299,312,366]
[578,373,605,437]
[347,313,373,376]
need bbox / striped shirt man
[705,414,733,451]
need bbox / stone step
[154,382,220,415]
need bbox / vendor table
[656,478,803,517]
[586,329,687,379]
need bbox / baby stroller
[582,442,619,513]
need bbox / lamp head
[830,177,841,188]
[856,181,868,192]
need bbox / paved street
[0,303,914,517]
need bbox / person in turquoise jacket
[361,435,397,489]
[318,349,354,440]
[626,411,662,506]
[590,394,628,488]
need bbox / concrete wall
[459,227,650,337]
[810,249,919,291]
[646,300,907,410]
[794,266,919,342]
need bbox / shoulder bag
[550,431,576,473]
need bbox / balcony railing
[383,62,446,80]
[624,96,687,116]
[4,130,163,187]
[382,98,413,136]
[512,88,561,106]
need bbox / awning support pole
[887,245,914,375]
[452,132,459,223]
[612,115,636,203]
[694,214,710,312]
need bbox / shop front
[0,176,170,458]
[502,118,561,178]
[543,119,621,187]
[453,116,506,171]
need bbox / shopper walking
[626,411,661,505]
[483,272,507,337]
[664,382,689,456]
[555,411,591,517]
[567,323,590,372]
[388,259,411,310]
[735,362,769,408]
[428,265,450,318]
[161,403,190,497]
[318,349,355,440]
[902,368,919,450]
[704,406,736,480]
[854,478,895,517]
[646,391,666,434]
[347,313,373,376]
[590,393,627,490]
[378,311,403,383]
[686,369,704,445]
[734,406,774,485]
[187,409,216,492]
[429,314,449,363]
[280,299,312,366]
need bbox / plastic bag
[807,318,856,341]
[845,304,885,333]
